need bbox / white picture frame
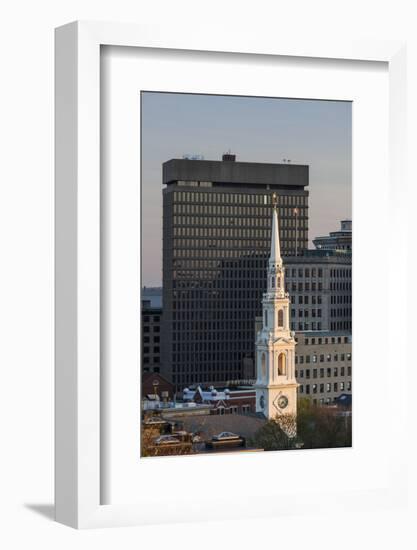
[55,21,407,529]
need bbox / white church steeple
[254,193,298,437]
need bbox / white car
[212,431,240,441]
[154,435,180,446]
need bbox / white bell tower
[254,194,298,437]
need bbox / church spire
[269,197,281,267]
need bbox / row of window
[143,356,160,364]
[292,308,322,318]
[294,295,323,305]
[330,321,352,330]
[172,191,307,206]
[291,322,323,331]
[172,327,255,341]
[143,326,160,333]
[296,366,352,377]
[172,203,307,219]
[289,282,323,292]
[330,268,351,278]
[296,353,352,364]
[299,381,351,394]
[171,248,303,260]
[330,308,352,317]
[287,267,324,278]
[143,335,160,344]
[143,346,160,354]
[142,315,160,323]
[299,336,349,345]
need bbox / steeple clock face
[277,395,288,409]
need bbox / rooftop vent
[222,153,236,162]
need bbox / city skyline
[141,92,352,287]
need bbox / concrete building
[283,250,352,332]
[141,288,162,373]
[295,331,352,404]
[254,196,297,437]
[313,220,352,252]
[161,154,309,388]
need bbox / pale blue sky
[141,92,351,287]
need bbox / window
[340,382,345,391]
[320,368,324,378]
[313,355,317,363]
[306,369,310,378]
[278,353,286,375]
[278,309,284,327]
[326,383,331,392]
[320,354,324,362]
[313,384,317,394]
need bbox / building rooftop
[283,250,352,264]
[163,157,309,188]
[162,412,266,441]
[141,287,162,309]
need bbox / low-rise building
[183,385,256,415]
[295,331,352,405]
[313,220,352,252]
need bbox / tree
[249,415,299,451]
[250,399,352,452]
[297,397,352,449]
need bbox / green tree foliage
[297,397,351,449]
[250,398,352,451]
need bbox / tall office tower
[161,155,309,389]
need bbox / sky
[141,92,352,287]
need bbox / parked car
[212,431,240,441]
[206,431,245,449]
[154,435,180,446]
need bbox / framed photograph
[55,21,407,528]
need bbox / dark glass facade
[160,158,309,389]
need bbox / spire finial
[272,192,278,209]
